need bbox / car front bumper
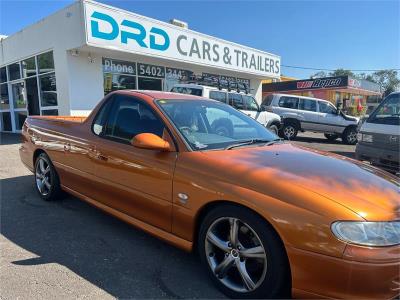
[288,244,400,299]
[355,143,399,173]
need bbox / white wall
[1,0,273,118]
[0,1,86,116]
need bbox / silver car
[262,93,360,144]
[356,92,400,173]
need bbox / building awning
[262,75,381,95]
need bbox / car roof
[271,93,330,103]
[173,84,252,95]
[116,89,213,101]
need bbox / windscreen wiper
[225,139,277,150]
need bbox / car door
[228,92,246,113]
[318,101,345,133]
[298,98,320,131]
[89,94,177,232]
[241,94,267,125]
[274,96,300,118]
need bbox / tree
[310,71,327,79]
[369,70,400,96]
[309,69,400,96]
[329,69,356,77]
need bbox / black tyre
[324,133,339,141]
[198,204,290,299]
[280,123,298,140]
[342,126,358,145]
[268,124,279,136]
[34,153,61,201]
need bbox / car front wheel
[342,127,358,145]
[198,205,290,299]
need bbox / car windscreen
[367,93,400,126]
[157,99,276,150]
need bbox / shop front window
[38,51,55,74]
[104,73,136,95]
[42,109,58,116]
[14,111,27,130]
[0,67,7,83]
[39,72,58,107]
[12,82,27,109]
[22,57,37,77]
[8,63,21,81]
[0,83,9,110]
[1,112,12,131]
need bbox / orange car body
[19,91,400,299]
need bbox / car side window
[278,96,299,109]
[209,91,227,103]
[92,96,114,136]
[299,98,317,112]
[242,95,259,111]
[228,93,245,109]
[101,95,165,143]
[319,101,337,114]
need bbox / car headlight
[331,221,400,246]
[358,133,373,143]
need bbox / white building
[0,0,281,132]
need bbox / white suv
[262,93,360,144]
[170,84,282,134]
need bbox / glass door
[11,81,28,131]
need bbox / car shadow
[330,151,355,159]
[293,135,343,145]
[1,175,225,299]
[0,133,21,145]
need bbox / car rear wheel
[281,123,298,140]
[34,153,61,201]
[198,205,290,299]
[342,127,358,145]
[324,133,339,141]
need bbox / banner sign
[85,1,280,78]
[137,63,165,78]
[103,58,136,75]
[166,67,193,81]
[263,75,380,93]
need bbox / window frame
[318,101,337,114]
[92,94,178,150]
[209,90,228,103]
[278,96,299,109]
[242,95,260,112]
[228,93,245,110]
[299,98,317,112]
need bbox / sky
[0,0,399,79]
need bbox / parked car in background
[262,93,360,144]
[171,84,282,135]
[356,92,400,174]
[20,90,400,299]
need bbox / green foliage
[310,69,400,96]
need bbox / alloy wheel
[283,126,295,139]
[347,130,357,144]
[205,217,267,293]
[35,157,52,196]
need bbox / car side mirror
[131,133,172,151]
